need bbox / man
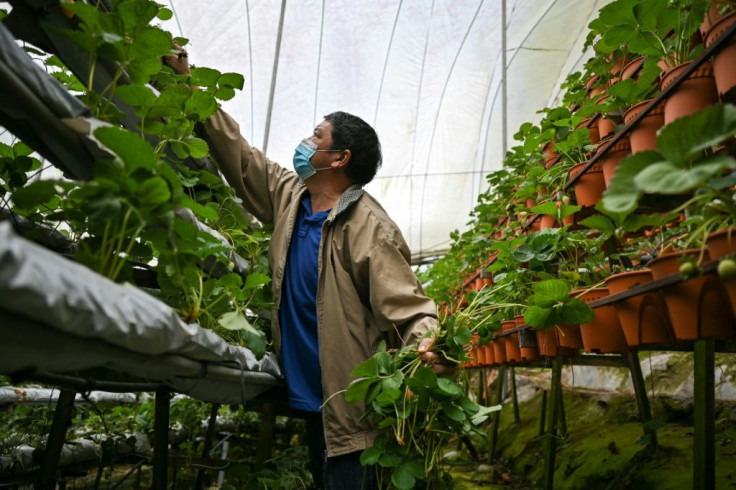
[164,49,445,489]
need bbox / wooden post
[153,387,170,490]
[256,403,277,465]
[195,403,220,490]
[489,367,506,461]
[556,380,567,436]
[543,358,562,490]
[538,390,548,436]
[37,389,76,490]
[693,340,715,490]
[627,351,657,447]
[510,367,520,423]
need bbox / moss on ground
[447,386,736,489]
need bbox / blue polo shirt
[279,194,331,413]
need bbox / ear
[331,149,352,169]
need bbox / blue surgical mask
[293,139,320,181]
[293,139,343,182]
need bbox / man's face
[307,120,335,151]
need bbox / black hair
[323,111,382,186]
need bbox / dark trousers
[299,410,380,490]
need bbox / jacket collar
[293,183,364,220]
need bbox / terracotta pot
[597,116,617,139]
[574,288,629,354]
[535,327,576,357]
[578,118,601,145]
[556,323,584,350]
[515,315,539,362]
[501,320,522,363]
[604,269,675,347]
[659,61,719,124]
[706,228,736,316]
[649,249,735,340]
[624,99,665,154]
[568,161,606,207]
[544,153,560,169]
[608,54,631,86]
[597,135,631,186]
[480,269,494,289]
[621,56,647,81]
[700,2,732,38]
[492,333,508,365]
[540,214,557,230]
[586,74,606,99]
[466,335,480,367]
[483,342,496,366]
[705,12,736,103]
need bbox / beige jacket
[203,110,438,457]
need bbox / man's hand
[162,44,190,76]
[417,337,452,375]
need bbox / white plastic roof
[163,0,611,260]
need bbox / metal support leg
[153,387,170,490]
[510,367,520,423]
[538,390,548,437]
[478,369,486,405]
[489,367,506,461]
[694,340,715,490]
[195,403,220,490]
[556,380,567,436]
[256,403,276,465]
[627,351,657,447]
[37,389,76,490]
[544,358,562,490]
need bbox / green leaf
[579,214,616,236]
[359,445,382,465]
[157,7,173,20]
[351,357,378,378]
[129,27,171,58]
[11,181,59,209]
[61,1,100,27]
[345,378,374,404]
[116,85,156,108]
[531,279,570,307]
[657,104,736,167]
[94,126,157,171]
[379,452,403,468]
[391,465,417,490]
[117,0,159,29]
[191,67,222,88]
[184,137,209,158]
[137,176,171,207]
[559,298,595,325]
[375,351,393,375]
[410,366,437,388]
[436,377,464,398]
[180,196,218,221]
[214,86,236,101]
[524,305,554,328]
[512,245,535,263]
[602,151,663,213]
[185,90,219,119]
[218,72,245,90]
[244,272,271,290]
[442,402,466,422]
[634,161,703,193]
[375,388,402,404]
[382,371,404,391]
[218,311,249,330]
[471,404,502,425]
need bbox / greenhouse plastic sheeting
[0,222,281,383]
[162,0,612,258]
